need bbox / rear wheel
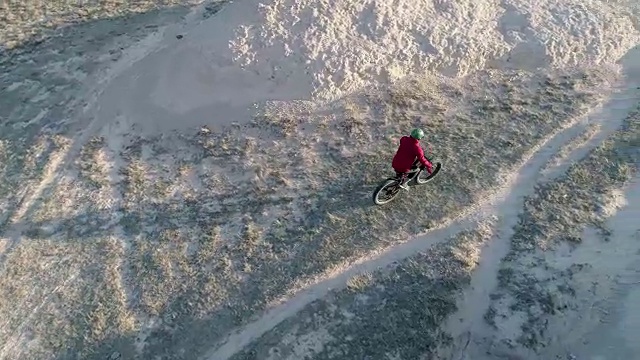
[373,179,402,205]
[414,162,442,185]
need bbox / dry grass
[0,237,137,360]
[229,223,495,360]
[345,272,373,292]
[0,134,71,237]
[484,105,640,351]
[77,136,110,190]
[0,65,617,359]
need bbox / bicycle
[372,156,442,206]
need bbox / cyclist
[391,128,433,189]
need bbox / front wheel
[414,162,442,185]
[372,178,402,205]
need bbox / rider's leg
[396,171,409,189]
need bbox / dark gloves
[421,163,433,174]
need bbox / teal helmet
[410,128,425,140]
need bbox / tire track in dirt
[101,118,144,331]
[201,74,635,360]
[0,146,68,273]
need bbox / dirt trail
[443,71,640,359]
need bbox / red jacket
[392,136,432,173]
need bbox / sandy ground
[1,0,640,359]
[542,179,640,360]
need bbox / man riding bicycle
[391,128,433,189]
